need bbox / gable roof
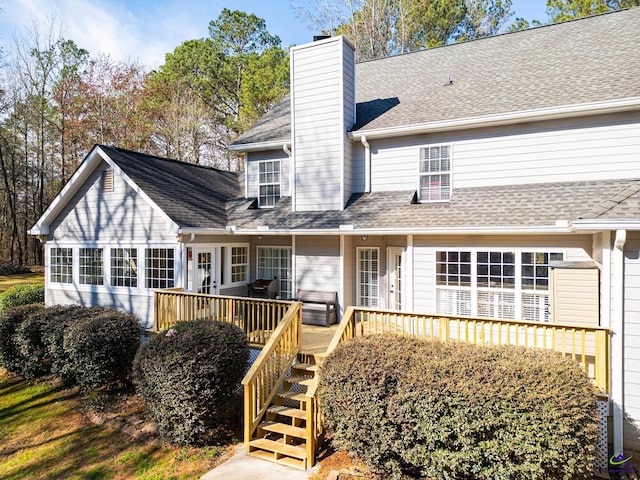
[101,146,241,229]
[30,145,241,236]
[232,7,640,148]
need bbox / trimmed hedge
[133,320,249,446]
[320,335,598,480]
[63,310,141,390]
[0,284,44,312]
[0,305,44,373]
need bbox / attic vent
[102,169,114,193]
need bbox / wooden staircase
[247,354,322,470]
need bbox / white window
[79,248,104,285]
[257,246,292,298]
[436,250,563,322]
[419,145,451,202]
[258,160,280,207]
[231,246,248,283]
[145,248,175,289]
[357,247,379,307]
[110,248,138,287]
[50,247,73,284]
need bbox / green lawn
[0,369,230,479]
[0,272,45,293]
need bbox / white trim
[339,38,346,211]
[229,140,289,152]
[257,158,281,208]
[349,97,640,140]
[572,219,640,231]
[339,235,345,318]
[406,235,414,311]
[612,230,626,454]
[417,143,452,203]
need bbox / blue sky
[0,0,549,69]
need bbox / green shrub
[320,335,598,480]
[13,311,50,379]
[0,284,44,312]
[63,310,141,390]
[0,305,45,373]
[133,320,249,446]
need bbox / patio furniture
[295,289,338,326]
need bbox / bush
[0,283,44,312]
[63,310,141,390]
[320,335,598,480]
[39,305,108,383]
[133,320,249,446]
[0,262,31,275]
[0,304,45,373]
[13,310,50,379]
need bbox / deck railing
[241,302,302,448]
[327,306,610,394]
[154,289,292,345]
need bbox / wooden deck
[300,323,340,356]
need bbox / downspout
[284,143,293,209]
[361,136,371,193]
[612,229,626,454]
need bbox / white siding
[49,162,173,242]
[623,233,640,450]
[295,236,341,297]
[47,287,156,330]
[291,37,354,211]
[343,45,355,205]
[246,150,290,199]
[358,112,640,193]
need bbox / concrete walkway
[201,446,314,480]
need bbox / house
[31,7,640,461]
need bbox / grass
[0,272,45,293]
[0,369,230,479]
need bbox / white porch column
[406,234,414,311]
[612,229,626,454]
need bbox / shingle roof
[226,179,640,231]
[233,8,640,146]
[101,146,242,229]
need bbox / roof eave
[229,140,290,153]
[349,97,640,140]
[571,218,640,232]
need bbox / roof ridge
[98,144,236,175]
[583,179,640,219]
[355,7,637,66]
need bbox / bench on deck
[295,289,338,326]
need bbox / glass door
[387,247,403,310]
[186,247,217,294]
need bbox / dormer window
[419,145,451,202]
[258,159,280,208]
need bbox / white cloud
[0,0,210,68]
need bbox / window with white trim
[419,145,451,202]
[257,246,291,298]
[145,248,175,289]
[258,160,280,207]
[231,246,248,283]
[50,247,73,284]
[110,248,138,287]
[436,250,563,322]
[79,248,104,285]
[357,247,379,307]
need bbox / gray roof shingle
[233,8,640,146]
[102,146,242,229]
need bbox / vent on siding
[102,169,114,193]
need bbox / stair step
[286,376,315,386]
[268,405,307,420]
[259,420,306,438]
[278,391,307,402]
[293,362,320,373]
[249,437,307,460]
[247,448,306,470]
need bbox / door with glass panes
[186,247,217,295]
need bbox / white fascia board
[229,140,291,152]
[94,147,180,235]
[571,218,640,231]
[232,225,573,236]
[177,227,235,236]
[348,97,640,140]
